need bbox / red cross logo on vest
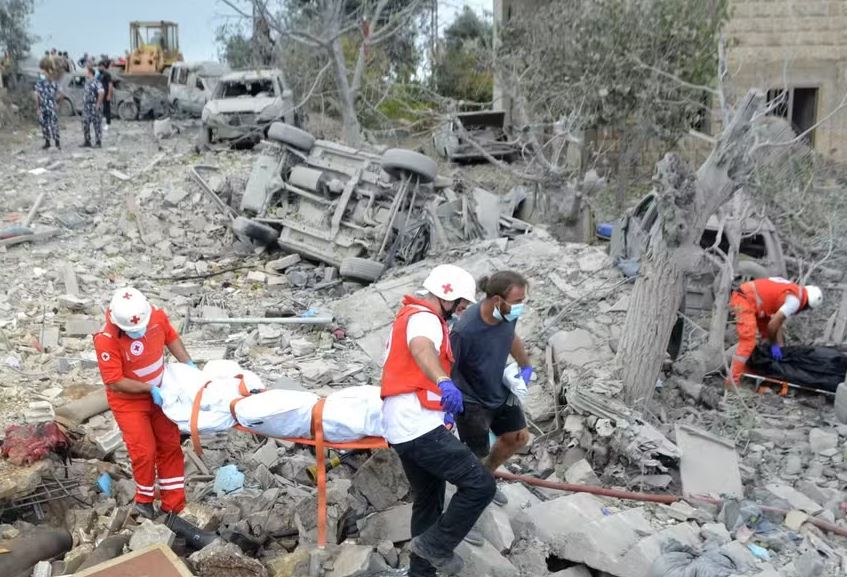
[442,283,453,295]
[130,315,140,324]
[123,292,132,300]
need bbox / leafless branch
[633,56,719,96]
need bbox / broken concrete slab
[352,450,410,511]
[129,519,175,551]
[327,544,380,577]
[456,538,519,577]
[266,254,301,272]
[24,401,55,423]
[64,316,101,337]
[250,441,281,469]
[188,540,268,577]
[564,459,600,485]
[550,566,592,577]
[357,503,412,544]
[549,328,613,368]
[808,428,838,455]
[764,483,824,515]
[675,424,743,499]
[477,505,516,553]
[164,188,190,207]
[72,544,194,577]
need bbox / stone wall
[726,0,847,162]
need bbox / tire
[734,260,769,280]
[267,122,315,151]
[59,98,74,117]
[380,148,438,184]
[340,257,385,283]
[118,100,138,121]
[232,216,279,246]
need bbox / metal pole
[189,316,333,326]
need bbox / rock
[24,401,55,423]
[782,454,803,477]
[376,540,398,568]
[808,428,838,455]
[266,254,301,272]
[357,503,412,544]
[153,118,177,139]
[549,328,612,368]
[32,560,52,577]
[182,502,223,531]
[250,441,280,469]
[700,522,731,544]
[477,505,516,553]
[630,474,672,490]
[784,510,808,531]
[352,450,409,511]
[247,270,267,284]
[289,337,316,357]
[327,544,379,577]
[63,544,94,574]
[455,538,519,577]
[794,549,825,577]
[64,316,100,336]
[267,548,310,577]
[188,539,268,577]
[564,459,600,485]
[764,482,823,515]
[718,540,757,571]
[164,188,189,207]
[129,519,175,551]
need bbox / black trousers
[103,100,111,125]
[392,425,495,577]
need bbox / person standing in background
[81,61,104,148]
[34,57,61,150]
[98,60,113,129]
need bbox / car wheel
[59,98,74,117]
[380,148,438,184]
[118,100,138,121]
[267,122,315,151]
[339,257,385,283]
[231,216,279,246]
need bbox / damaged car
[230,122,440,282]
[201,69,297,145]
[58,71,167,120]
[433,110,518,162]
[609,191,787,313]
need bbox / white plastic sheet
[234,389,319,439]
[502,362,528,402]
[322,386,385,442]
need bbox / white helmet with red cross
[423,264,477,304]
[109,287,152,332]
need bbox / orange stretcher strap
[190,382,388,547]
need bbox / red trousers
[110,394,185,513]
[729,292,770,385]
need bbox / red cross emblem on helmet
[123,292,133,300]
[442,283,453,294]
[130,315,140,324]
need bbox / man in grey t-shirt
[450,271,532,513]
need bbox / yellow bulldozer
[121,21,183,89]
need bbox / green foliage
[500,0,729,143]
[0,0,35,69]
[215,23,253,69]
[434,7,493,104]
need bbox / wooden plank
[73,544,193,577]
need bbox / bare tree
[224,0,425,147]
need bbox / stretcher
[188,382,388,547]
[742,373,836,397]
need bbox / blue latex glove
[150,386,164,407]
[770,344,783,361]
[184,359,197,369]
[437,379,464,415]
[520,366,533,385]
[444,413,455,428]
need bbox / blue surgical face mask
[94,70,101,79]
[493,301,525,323]
[126,328,146,339]
[39,73,46,80]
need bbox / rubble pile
[0,120,846,577]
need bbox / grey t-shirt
[450,303,516,409]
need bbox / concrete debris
[352,450,410,511]
[23,401,55,423]
[455,538,519,577]
[675,424,743,499]
[357,503,412,544]
[764,483,824,515]
[129,519,176,551]
[326,543,381,577]
[808,428,838,455]
[564,459,601,486]
[188,540,268,577]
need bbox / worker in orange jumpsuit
[729,277,823,386]
[94,287,195,518]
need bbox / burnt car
[433,110,518,162]
[201,69,297,144]
[232,122,439,282]
[58,71,167,120]
[610,192,787,313]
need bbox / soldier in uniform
[81,62,104,148]
[34,57,61,150]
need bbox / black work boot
[54,139,61,150]
[410,537,464,575]
[42,140,50,149]
[95,140,102,148]
[80,141,92,148]
[133,501,156,520]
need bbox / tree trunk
[617,244,685,406]
[707,214,741,352]
[329,38,363,148]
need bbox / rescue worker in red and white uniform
[381,264,495,577]
[729,277,823,386]
[93,287,194,518]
